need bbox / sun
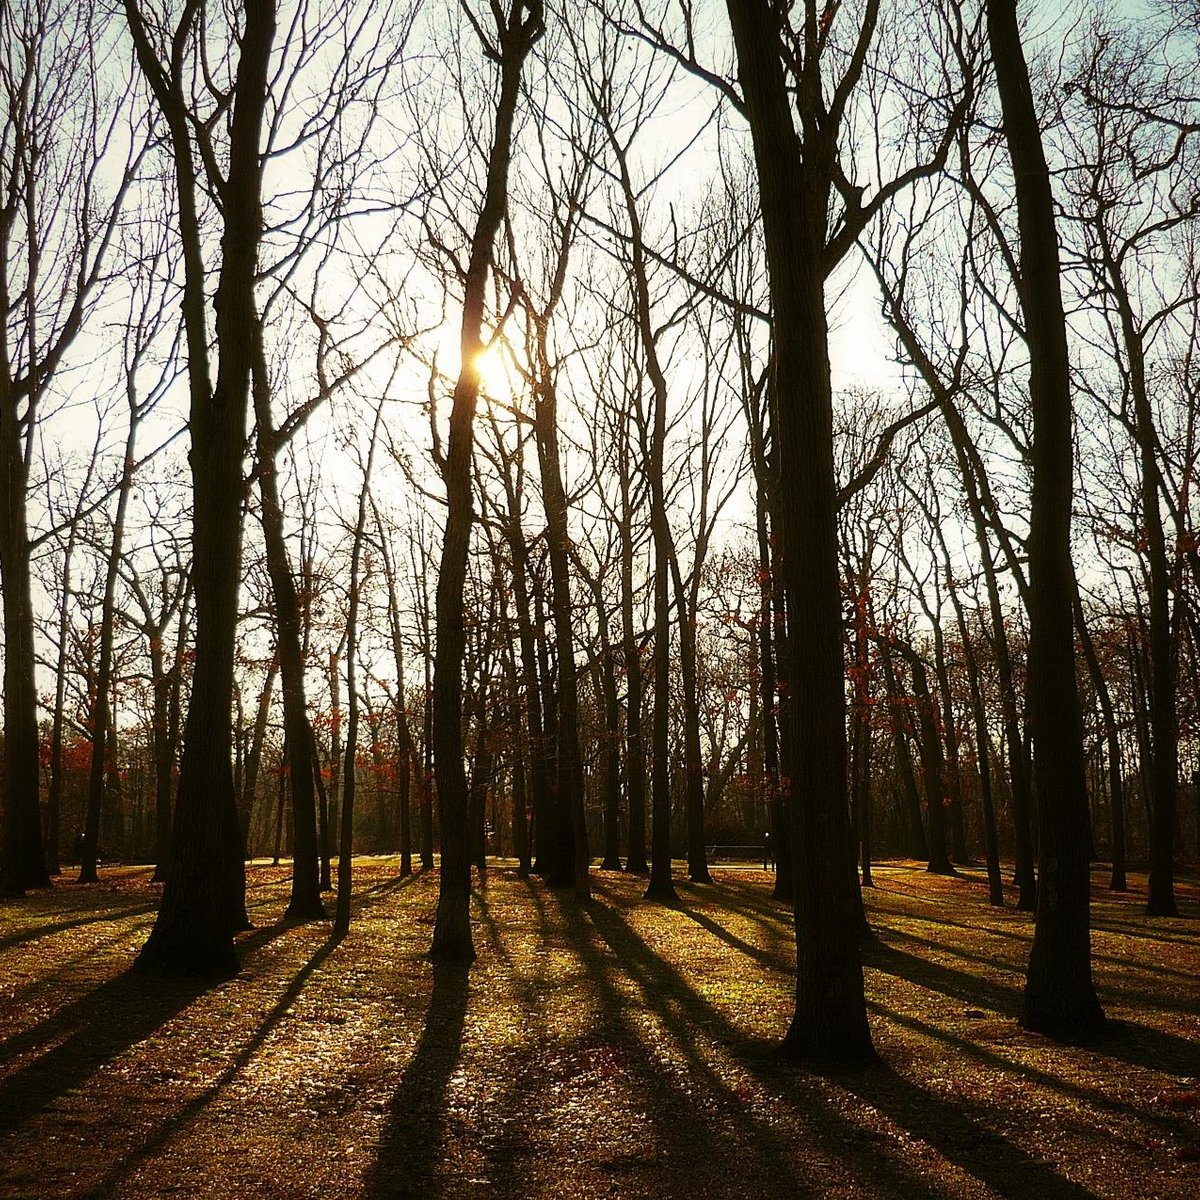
[473,341,515,401]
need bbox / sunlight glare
[473,342,514,402]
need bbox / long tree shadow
[88,928,347,1197]
[864,932,1024,1019]
[1097,1020,1200,1080]
[675,894,793,972]
[865,931,1200,1078]
[871,1000,1196,1143]
[351,871,425,908]
[882,902,1200,985]
[583,889,1107,1200]
[826,1061,1102,1199]
[1091,917,1198,946]
[0,900,160,952]
[366,963,470,1199]
[458,882,572,1197]
[0,920,290,1135]
[558,887,962,1199]
[547,888,838,1199]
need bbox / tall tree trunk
[574,552,623,872]
[499,601,531,876]
[873,282,1037,903]
[668,552,713,884]
[0,372,48,895]
[309,726,332,889]
[153,598,190,884]
[273,738,287,866]
[768,533,794,902]
[504,512,552,876]
[942,567,1004,907]
[619,442,649,875]
[251,340,323,921]
[930,621,969,863]
[239,660,277,855]
[1073,592,1127,891]
[80,415,139,883]
[534,367,589,898]
[149,644,173,878]
[429,0,542,961]
[46,446,100,877]
[894,646,955,876]
[327,646,343,858]
[849,593,874,889]
[333,410,382,936]
[505,530,544,875]
[1118,295,1178,916]
[882,649,928,860]
[374,508,417,880]
[534,579,560,873]
[129,0,276,972]
[596,645,623,871]
[727,0,872,1062]
[604,115,676,903]
[943,400,1038,904]
[988,0,1106,1039]
[645,543,676,902]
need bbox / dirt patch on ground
[0,860,1197,1198]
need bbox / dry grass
[0,858,1197,1198]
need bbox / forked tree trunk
[727,0,872,1062]
[129,0,275,972]
[604,116,676,903]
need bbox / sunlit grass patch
[0,859,1196,1198]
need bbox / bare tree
[429,0,544,962]
[1,0,140,895]
[125,0,277,971]
[986,0,1106,1039]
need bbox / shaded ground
[0,859,1197,1198]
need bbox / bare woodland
[2,0,1200,1096]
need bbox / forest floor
[0,859,1197,1200]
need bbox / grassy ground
[0,858,1196,1198]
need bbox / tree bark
[129,0,276,973]
[251,336,324,920]
[618,436,649,875]
[987,0,1106,1039]
[726,0,872,1062]
[534,359,590,898]
[80,411,140,883]
[429,0,542,961]
[1073,593,1127,891]
[0,367,48,895]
